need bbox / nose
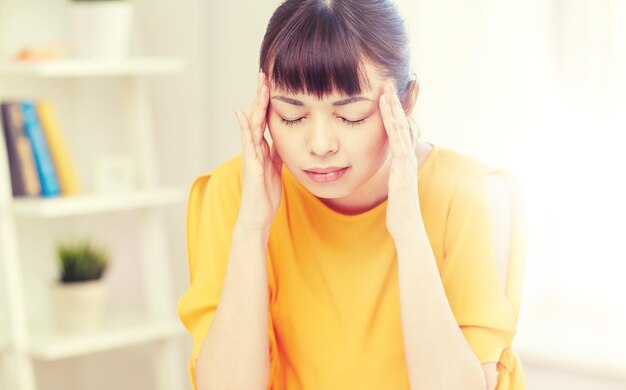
[307,119,338,157]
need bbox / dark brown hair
[259,0,412,100]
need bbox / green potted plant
[51,238,110,333]
[68,0,134,59]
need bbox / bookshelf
[28,314,184,361]
[8,188,185,218]
[0,58,184,78]
[0,58,187,390]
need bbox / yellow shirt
[178,144,527,389]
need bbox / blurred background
[0,0,624,389]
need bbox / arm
[380,83,519,390]
[395,226,488,390]
[396,171,514,390]
[195,224,270,390]
[378,83,487,389]
[194,72,279,390]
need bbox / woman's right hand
[234,72,283,234]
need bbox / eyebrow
[271,95,372,107]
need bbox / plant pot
[68,1,134,59]
[51,279,107,334]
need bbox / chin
[308,186,351,199]
[296,175,354,199]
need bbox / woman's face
[267,62,393,204]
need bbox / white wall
[193,0,282,172]
[401,0,626,387]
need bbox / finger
[384,85,410,157]
[259,137,270,160]
[235,110,261,162]
[247,72,261,116]
[388,83,413,155]
[379,92,407,159]
[269,142,283,173]
[246,73,264,143]
[407,116,418,151]
[250,73,270,145]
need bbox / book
[36,100,81,196]
[21,101,61,197]
[1,101,41,197]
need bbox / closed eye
[280,116,367,127]
[281,117,304,127]
[341,117,366,126]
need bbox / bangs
[260,5,371,99]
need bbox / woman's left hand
[380,82,422,242]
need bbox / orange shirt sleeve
[176,163,242,390]
[440,169,528,388]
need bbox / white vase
[68,1,134,59]
[51,279,107,334]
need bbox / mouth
[303,166,350,183]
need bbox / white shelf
[8,187,186,218]
[0,57,184,78]
[29,315,185,361]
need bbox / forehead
[269,61,388,99]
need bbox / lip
[305,166,347,174]
[304,167,349,183]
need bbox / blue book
[21,101,60,197]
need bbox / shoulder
[432,146,518,201]
[434,146,493,178]
[420,146,492,202]
[437,147,520,254]
[189,154,243,199]
[194,153,243,184]
[442,151,519,292]
[186,154,244,234]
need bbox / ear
[401,74,419,115]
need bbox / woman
[178,0,527,389]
